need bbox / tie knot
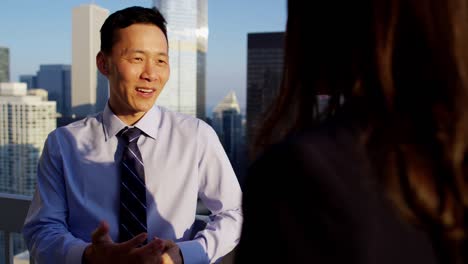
[120,127,142,144]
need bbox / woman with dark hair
[236,0,468,263]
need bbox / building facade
[0,47,9,83]
[36,64,71,117]
[72,4,109,117]
[212,91,245,181]
[0,83,56,196]
[0,83,56,263]
[246,32,285,148]
[153,0,208,119]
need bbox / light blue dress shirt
[23,104,243,264]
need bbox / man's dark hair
[100,6,167,54]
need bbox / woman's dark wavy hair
[100,6,167,54]
[256,0,468,262]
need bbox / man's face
[99,23,170,122]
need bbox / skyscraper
[36,64,71,117]
[212,91,245,180]
[153,0,208,119]
[0,83,56,196]
[0,83,56,262]
[0,47,9,82]
[213,91,241,135]
[246,32,285,148]
[72,4,109,117]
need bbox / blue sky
[0,0,286,113]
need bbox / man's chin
[135,105,155,114]
[135,100,157,111]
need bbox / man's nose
[140,61,158,82]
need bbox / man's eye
[133,57,143,62]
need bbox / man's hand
[83,221,164,264]
[159,239,184,264]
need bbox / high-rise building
[153,0,208,119]
[36,64,71,117]
[213,91,241,135]
[72,4,109,117]
[212,91,245,180]
[0,83,56,196]
[246,32,285,148]
[19,74,37,89]
[0,83,56,263]
[0,47,9,82]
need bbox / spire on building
[213,90,240,115]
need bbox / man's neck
[107,103,147,125]
[116,112,146,126]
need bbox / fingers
[160,240,182,264]
[133,237,165,257]
[118,232,148,251]
[91,221,112,244]
[161,239,177,250]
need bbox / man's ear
[96,51,109,75]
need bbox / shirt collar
[103,103,160,141]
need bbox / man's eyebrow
[121,49,145,55]
[122,49,168,57]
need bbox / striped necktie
[118,127,147,243]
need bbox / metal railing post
[4,231,13,264]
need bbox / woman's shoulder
[247,120,369,209]
[246,121,438,264]
[253,120,365,179]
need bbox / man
[23,6,242,264]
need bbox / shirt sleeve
[23,131,89,264]
[177,121,243,264]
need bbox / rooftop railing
[0,193,234,264]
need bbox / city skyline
[0,0,286,114]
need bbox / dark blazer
[236,121,438,263]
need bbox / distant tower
[72,4,109,117]
[246,32,285,149]
[153,0,208,119]
[212,91,244,178]
[0,83,56,196]
[36,64,71,117]
[19,74,37,89]
[213,90,241,135]
[0,47,9,82]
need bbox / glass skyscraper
[153,0,208,119]
[212,91,245,180]
[246,32,285,148]
[36,64,71,117]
